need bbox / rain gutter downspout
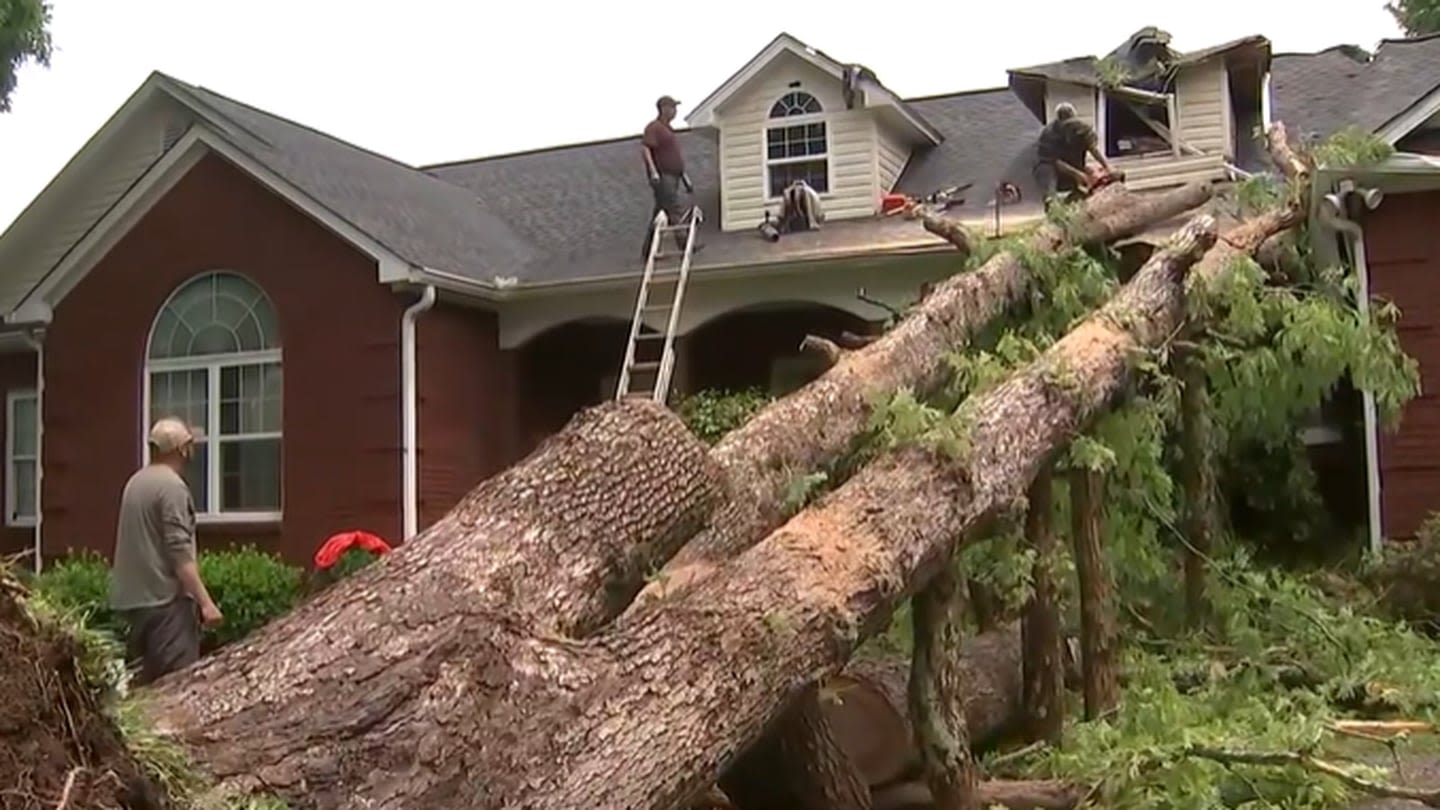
[1317,185,1384,556]
[401,284,437,541]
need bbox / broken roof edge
[1007,32,1270,90]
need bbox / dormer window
[765,91,830,198]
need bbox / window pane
[220,363,282,435]
[12,459,35,520]
[11,397,36,457]
[220,438,281,511]
[183,441,209,513]
[150,369,208,431]
[768,160,830,197]
[150,273,279,360]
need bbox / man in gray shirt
[110,417,223,685]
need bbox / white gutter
[1316,182,1385,555]
[400,285,436,540]
[21,329,43,573]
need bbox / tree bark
[909,566,981,810]
[720,684,872,810]
[1178,351,1216,628]
[1020,468,1064,744]
[637,181,1215,602]
[968,579,1002,632]
[1069,467,1119,720]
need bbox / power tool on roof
[1082,166,1125,195]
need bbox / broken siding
[876,128,909,192]
[714,51,880,232]
[1174,61,1227,155]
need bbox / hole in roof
[788,80,801,88]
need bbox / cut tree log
[1069,468,1119,720]
[1021,468,1064,744]
[134,214,1219,810]
[634,180,1215,603]
[907,565,981,810]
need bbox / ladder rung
[636,332,666,341]
[629,361,661,373]
[643,304,671,314]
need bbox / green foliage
[676,387,773,445]
[1387,0,1440,36]
[1307,127,1395,171]
[0,0,52,111]
[199,546,304,647]
[1367,512,1440,635]
[34,550,123,638]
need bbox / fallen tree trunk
[134,214,1217,810]
[637,181,1215,600]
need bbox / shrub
[676,388,773,445]
[198,546,304,648]
[33,551,122,638]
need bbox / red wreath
[314,530,393,570]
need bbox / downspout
[21,329,43,574]
[400,285,436,541]
[1317,181,1385,555]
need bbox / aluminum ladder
[615,206,702,403]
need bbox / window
[6,391,37,526]
[1102,92,1174,158]
[145,272,282,518]
[766,91,830,198]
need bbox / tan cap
[656,95,680,109]
[149,417,203,454]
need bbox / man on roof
[1035,102,1114,203]
[641,95,702,261]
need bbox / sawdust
[0,582,165,810]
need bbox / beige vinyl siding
[1174,61,1226,155]
[876,129,909,192]
[1043,81,1099,127]
[0,101,182,311]
[713,51,881,232]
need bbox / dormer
[686,34,942,232]
[1007,29,1271,190]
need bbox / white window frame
[6,389,38,528]
[143,273,283,524]
[763,92,832,203]
[1098,89,1180,160]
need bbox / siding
[1174,61,1227,155]
[1364,189,1440,539]
[876,129,910,192]
[415,302,517,530]
[1043,81,1099,128]
[43,152,406,566]
[715,51,881,231]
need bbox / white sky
[0,0,1404,232]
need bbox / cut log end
[921,214,976,255]
[800,334,844,368]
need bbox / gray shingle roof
[1271,34,1440,143]
[158,33,1439,292]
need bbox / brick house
[0,30,1436,566]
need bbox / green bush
[33,550,122,638]
[198,546,304,648]
[676,388,773,445]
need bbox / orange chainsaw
[1082,166,1125,195]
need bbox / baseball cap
[149,417,203,454]
[656,95,681,109]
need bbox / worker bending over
[1035,102,1114,204]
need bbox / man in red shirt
[641,95,702,260]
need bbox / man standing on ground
[641,95,703,261]
[110,417,223,685]
[1035,102,1113,204]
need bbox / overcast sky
[0,0,1405,232]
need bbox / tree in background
[0,0,51,112]
[1387,0,1440,35]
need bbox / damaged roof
[1008,28,1271,90]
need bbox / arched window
[765,90,829,198]
[145,272,282,517]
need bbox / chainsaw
[1082,167,1125,196]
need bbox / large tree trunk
[1020,469,1064,744]
[639,182,1215,600]
[1069,468,1119,720]
[1178,351,1216,628]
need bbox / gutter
[1315,179,1386,556]
[400,284,436,540]
[21,328,43,573]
